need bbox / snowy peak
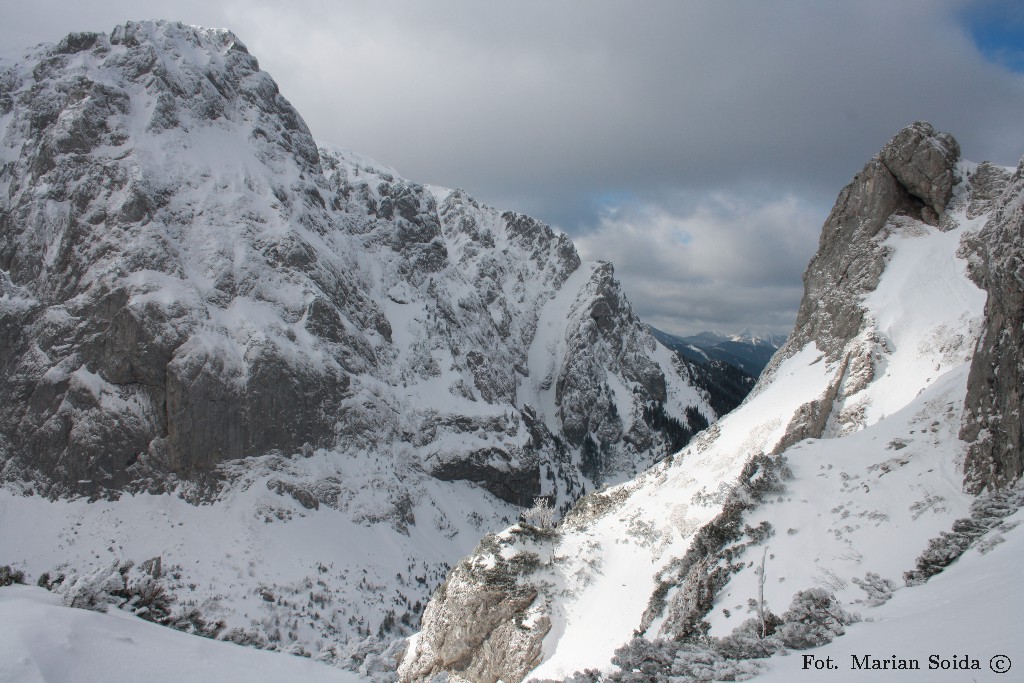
[0,22,712,502]
[729,329,788,348]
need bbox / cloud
[208,0,1024,216]
[3,0,1024,335]
[574,193,824,336]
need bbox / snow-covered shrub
[606,638,766,683]
[165,606,225,638]
[123,575,174,622]
[61,562,128,611]
[221,626,268,648]
[49,558,226,641]
[522,497,559,530]
[904,483,1024,585]
[673,647,766,682]
[609,637,675,682]
[0,565,26,587]
[851,572,895,606]
[36,571,64,590]
[715,616,785,660]
[58,560,175,621]
[776,588,858,649]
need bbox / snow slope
[756,506,1024,682]
[0,584,363,683]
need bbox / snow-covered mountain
[400,123,1024,682]
[0,21,716,674]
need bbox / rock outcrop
[398,531,552,683]
[766,122,961,374]
[879,121,961,220]
[961,160,1024,492]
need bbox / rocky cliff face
[0,22,373,493]
[960,160,1023,492]
[757,121,965,445]
[0,21,710,504]
[401,123,1022,681]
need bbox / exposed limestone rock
[771,354,850,454]
[880,121,961,220]
[961,159,1024,492]
[430,447,541,507]
[399,531,551,683]
[0,22,373,493]
[966,161,1012,220]
[555,262,671,480]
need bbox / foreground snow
[0,585,364,683]
[0,460,514,664]
[756,507,1024,682]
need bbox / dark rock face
[430,447,541,507]
[164,344,350,473]
[961,159,1024,492]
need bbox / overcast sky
[3,1,1023,336]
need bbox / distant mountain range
[649,327,786,378]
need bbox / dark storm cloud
[3,1,1023,335]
